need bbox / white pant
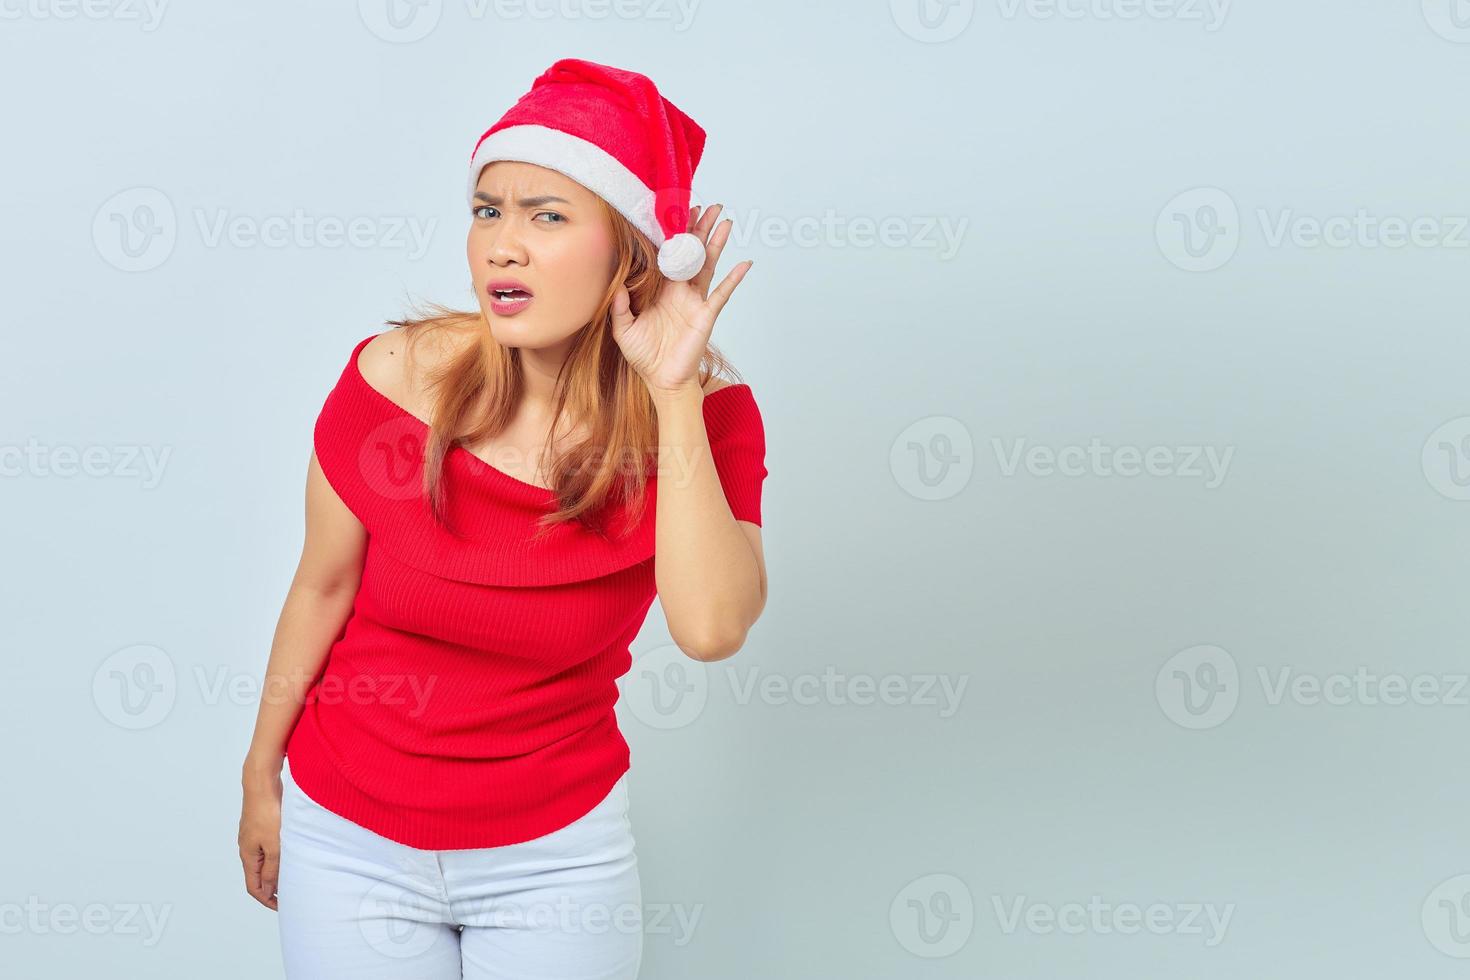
[277,765,642,979]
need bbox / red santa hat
[466,58,709,282]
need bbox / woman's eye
[535,212,565,224]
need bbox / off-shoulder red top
[284,331,768,849]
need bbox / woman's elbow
[673,624,750,663]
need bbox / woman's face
[467,160,619,350]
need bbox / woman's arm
[609,202,764,663]
[652,384,767,663]
[238,451,366,910]
[243,451,367,776]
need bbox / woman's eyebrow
[473,192,571,207]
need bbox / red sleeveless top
[284,331,767,849]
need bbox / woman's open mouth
[487,280,535,316]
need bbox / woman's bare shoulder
[357,325,478,411]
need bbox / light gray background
[3,0,1469,976]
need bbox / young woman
[236,58,768,979]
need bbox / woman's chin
[482,313,585,352]
[485,317,552,349]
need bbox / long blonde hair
[385,197,741,541]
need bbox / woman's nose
[488,221,529,265]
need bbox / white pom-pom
[658,232,706,281]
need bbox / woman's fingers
[241,844,274,909]
[695,203,723,243]
[692,217,734,296]
[704,259,753,321]
[705,219,733,270]
[609,285,635,338]
[240,824,281,910]
[241,846,259,898]
[261,844,280,910]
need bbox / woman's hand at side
[239,761,285,910]
[238,449,367,910]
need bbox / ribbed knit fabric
[285,331,767,850]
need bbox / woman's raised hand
[610,203,754,398]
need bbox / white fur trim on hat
[468,124,663,244]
